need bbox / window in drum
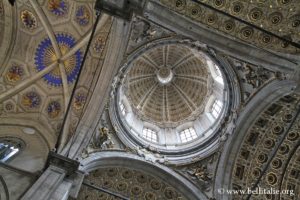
[211,99,223,119]
[142,128,158,142]
[180,127,197,143]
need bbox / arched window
[0,138,24,162]
[180,127,197,143]
[119,102,126,116]
[142,128,158,142]
[213,64,224,85]
[211,99,223,119]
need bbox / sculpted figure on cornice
[225,56,283,104]
[175,153,219,195]
[126,16,173,53]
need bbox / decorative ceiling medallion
[5,65,24,83]
[73,92,86,111]
[34,33,82,86]
[4,102,15,112]
[75,5,90,26]
[48,0,68,16]
[47,101,61,118]
[93,35,105,53]
[21,91,41,109]
[20,10,37,30]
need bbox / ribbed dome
[125,44,211,126]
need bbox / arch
[214,80,297,200]
[0,0,17,75]
[0,117,56,149]
[80,151,208,200]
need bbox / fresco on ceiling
[75,5,90,26]
[4,102,14,112]
[48,0,68,16]
[34,33,82,86]
[5,65,24,83]
[73,92,87,111]
[20,10,37,30]
[21,91,41,109]
[93,36,105,53]
[47,101,61,118]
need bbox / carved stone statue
[136,147,167,164]
[91,127,109,149]
[131,18,156,43]
[193,165,212,182]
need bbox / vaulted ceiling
[0,0,112,148]
[125,43,210,126]
[160,0,300,54]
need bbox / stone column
[21,165,66,200]
[21,152,84,200]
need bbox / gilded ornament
[48,0,68,16]
[116,182,127,191]
[257,153,268,163]
[231,2,243,14]
[122,169,133,179]
[287,131,298,141]
[174,0,186,11]
[263,139,275,149]
[93,36,105,53]
[75,6,90,26]
[224,20,235,32]
[47,101,61,118]
[266,173,277,185]
[252,168,261,178]
[214,0,225,8]
[4,102,14,112]
[131,185,143,195]
[20,10,37,30]
[5,65,23,83]
[73,92,86,110]
[145,192,157,200]
[21,91,41,109]
[164,187,178,199]
[150,179,161,190]
[106,168,117,177]
[271,158,282,169]
[207,13,217,24]
[240,27,254,39]
[260,33,272,44]
[249,8,263,21]
[269,12,282,25]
